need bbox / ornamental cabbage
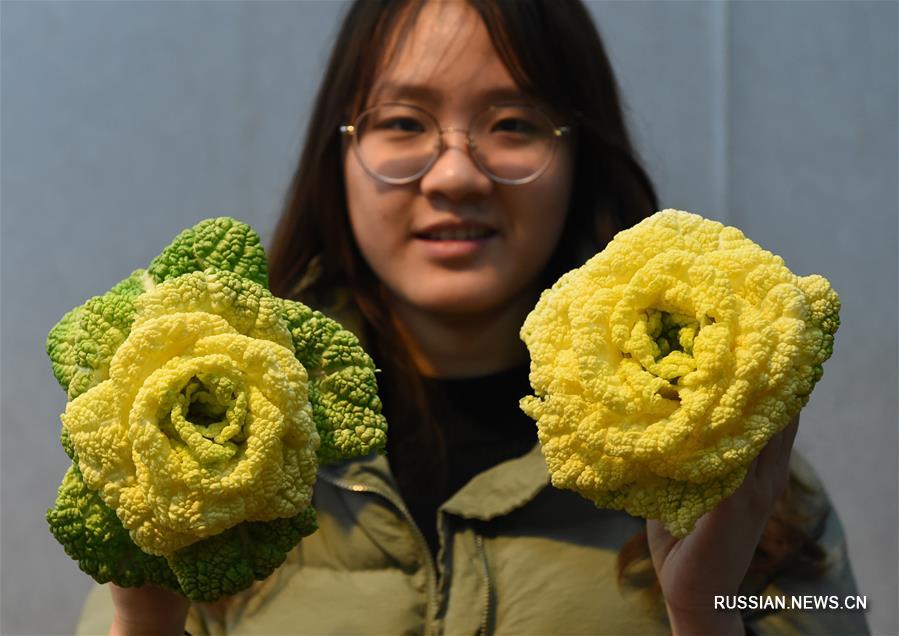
[520,209,839,538]
[46,217,387,601]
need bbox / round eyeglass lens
[354,104,439,182]
[470,105,558,182]
[352,104,559,183]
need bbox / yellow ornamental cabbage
[61,269,319,556]
[520,209,840,538]
[46,217,387,601]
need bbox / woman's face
[343,1,574,320]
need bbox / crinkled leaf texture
[520,210,840,538]
[46,217,387,601]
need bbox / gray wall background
[2,1,896,634]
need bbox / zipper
[475,534,494,636]
[318,471,439,636]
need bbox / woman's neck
[388,291,535,379]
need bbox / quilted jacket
[76,444,870,635]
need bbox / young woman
[83,1,868,634]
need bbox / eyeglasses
[339,102,571,185]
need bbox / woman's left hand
[646,414,800,636]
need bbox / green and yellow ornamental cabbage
[520,210,839,538]
[46,217,387,601]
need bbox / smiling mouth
[416,228,498,241]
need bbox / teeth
[421,228,494,241]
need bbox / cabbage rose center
[622,308,707,399]
[162,372,248,465]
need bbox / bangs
[346,1,559,123]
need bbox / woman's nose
[418,129,493,201]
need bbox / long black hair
[268,0,657,507]
[262,0,829,613]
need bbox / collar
[440,442,550,520]
[318,442,551,521]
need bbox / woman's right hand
[108,583,190,636]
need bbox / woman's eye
[377,117,425,133]
[492,118,538,134]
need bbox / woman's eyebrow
[371,81,534,105]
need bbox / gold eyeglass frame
[339,101,572,185]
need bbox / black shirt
[392,362,538,558]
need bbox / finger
[751,428,779,481]
[764,415,799,478]
[746,450,763,483]
[755,415,800,498]
[773,415,800,494]
[778,414,800,464]
[645,518,678,573]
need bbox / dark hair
[271,0,657,295]
[266,0,828,611]
[269,0,656,505]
